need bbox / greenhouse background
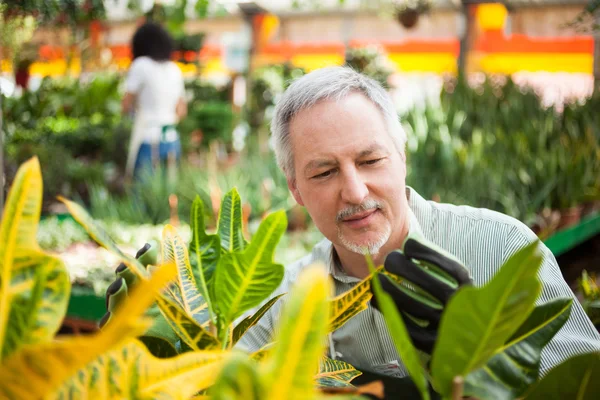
[1,1,600,398]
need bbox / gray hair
[270,66,406,179]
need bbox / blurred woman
[123,22,187,180]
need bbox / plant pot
[397,9,420,29]
[558,206,583,230]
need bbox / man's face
[287,92,408,255]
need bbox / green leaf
[315,357,362,389]
[464,299,573,400]
[329,272,375,333]
[211,352,263,400]
[232,294,285,346]
[162,224,210,325]
[213,210,287,332]
[189,196,220,323]
[59,197,148,280]
[138,336,179,358]
[369,264,430,400]
[217,188,247,253]
[155,293,220,351]
[525,352,600,400]
[0,158,70,361]
[261,265,331,399]
[431,241,543,397]
[139,302,183,357]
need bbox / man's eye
[312,170,332,179]
[364,158,383,165]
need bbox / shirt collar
[327,187,431,284]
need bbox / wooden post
[458,3,475,77]
[594,12,600,90]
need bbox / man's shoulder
[428,200,536,242]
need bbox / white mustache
[336,199,382,222]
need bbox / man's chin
[338,234,389,256]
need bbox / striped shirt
[237,187,600,377]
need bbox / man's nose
[340,169,369,205]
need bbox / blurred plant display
[404,75,600,232]
[345,45,394,88]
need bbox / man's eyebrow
[304,159,337,175]
[357,144,387,158]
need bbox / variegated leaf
[217,188,247,253]
[5,254,70,360]
[232,294,285,346]
[213,211,287,333]
[315,357,362,388]
[162,224,210,325]
[0,264,177,399]
[51,340,224,399]
[261,264,331,399]
[329,275,373,333]
[59,197,148,280]
[155,293,220,351]
[189,196,220,323]
[0,158,69,362]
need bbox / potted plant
[395,0,432,29]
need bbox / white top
[124,56,185,140]
[237,187,600,378]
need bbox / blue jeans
[133,140,182,180]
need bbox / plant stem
[220,325,230,350]
[451,376,464,400]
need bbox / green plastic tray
[544,213,600,257]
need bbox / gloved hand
[370,235,472,354]
[98,242,158,328]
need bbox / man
[236,66,600,378]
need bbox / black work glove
[370,235,472,354]
[98,242,158,328]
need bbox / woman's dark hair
[131,22,174,61]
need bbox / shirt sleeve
[124,57,146,94]
[502,224,600,375]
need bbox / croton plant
[0,157,598,399]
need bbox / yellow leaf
[0,263,176,399]
[261,264,331,400]
[0,157,70,361]
[328,274,373,333]
[52,340,224,399]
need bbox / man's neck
[332,215,410,279]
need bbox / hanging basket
[397,8,420,29]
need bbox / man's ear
[287,177,304,206]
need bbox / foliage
[372,232,584,400]
[1,0,106,26]
[404,76,600,226]
[345,46,394,89]
[88,153,294,226]
[248,63,306,129]
[1,157,369,398]
[2,74,129,209]
[0,157,231,399]
[66,188,289,352]
[578,270,600,328]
